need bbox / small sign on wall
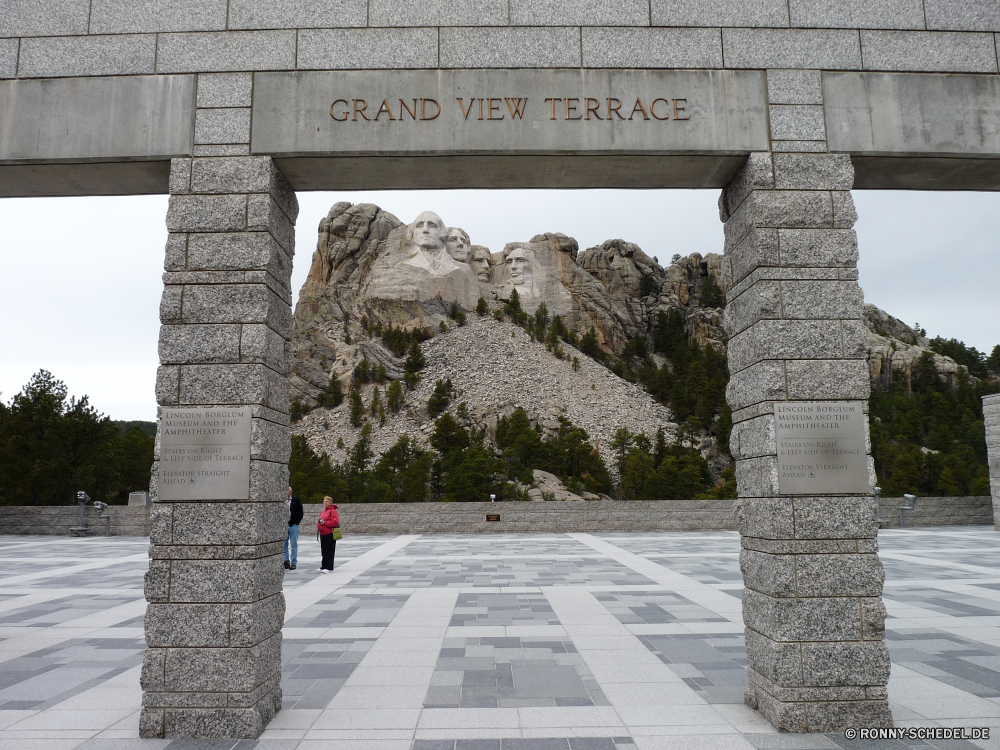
[486,514,501,522]
[157,407,252,500]
[775,401,869,495]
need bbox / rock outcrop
[863,304,964,389]
[291,202,727,406]
[289,200,972,479]
[293,315,677,475]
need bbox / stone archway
[2,9,999,736]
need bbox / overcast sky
[1,189,997,421]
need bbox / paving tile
[3,530,1000,747]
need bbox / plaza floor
[0,527,998,750]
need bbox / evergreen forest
[869,344,999,497]
[3,312,996,506]
[292,297,997,503]
[0,370,155,505]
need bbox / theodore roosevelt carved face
[469,246,492,283]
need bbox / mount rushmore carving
[290,202,726,405]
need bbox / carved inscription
[329,97,689,123]
[157,407,252,501]
[775,401,870,495]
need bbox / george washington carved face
[412,211,446,251]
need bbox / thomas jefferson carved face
[505,248,531,286]
[469,246,492,283]
[412,212,446,251]
[445,228,471,262]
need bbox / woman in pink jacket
[316,496,340,573]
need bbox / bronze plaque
[486,514,501,522]
[775,401,869,495]
[157,407,252,500]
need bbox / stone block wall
[2,2,999,80]
[873,495,994,528]
[2,497,992,537]
[299,499,739,534]
[985,394,1000,529]
[0,505,151,536]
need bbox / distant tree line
[289,401,737,504]
[871,349,998,497]
[0,371,155,506]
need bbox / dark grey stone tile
[455,741,501,750]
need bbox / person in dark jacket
[316,496,339,573]
[284,486,304,570]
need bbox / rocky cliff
[294,314,678,473]
[289,201,970,476]
[863,304,966,389]
[291,202,726,407]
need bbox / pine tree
[988,344,1000,374]
[317,375,343,407]
[369,386,381,416]
[610,427,633,479]
[534,302,549,334]
[428,378,453,418]
[476,297,488,316]
[349,387,364,428]
[404,341,426,374]
[579,326,603,362]
[386,380,404,413]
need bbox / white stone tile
[266,708,322,729]
[310,708,422,730]
[347,666,435,685]
[0,740,88,750]
[617,704,731,727]
[0,711,39,730]
[518,705,623,728]
[446,625,507,637]
[587,663,684,683]
[417,707,521,729]
[6,709,132,731]
[259,728,307,739]
[302,728,415,739]
[359,651,439,667]
[0,729,97,739]
[602,682,708,707]
[369,635,445,651]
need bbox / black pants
[320,533,337,570]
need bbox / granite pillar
[719,70,891,733]
[984,394,1000,530]
[140,154,297,738]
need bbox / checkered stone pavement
[0,527,998,750]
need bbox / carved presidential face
[469,246,492,283]
[412,211,446,251]
[445,229,471,262]
[506,248,532,286]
